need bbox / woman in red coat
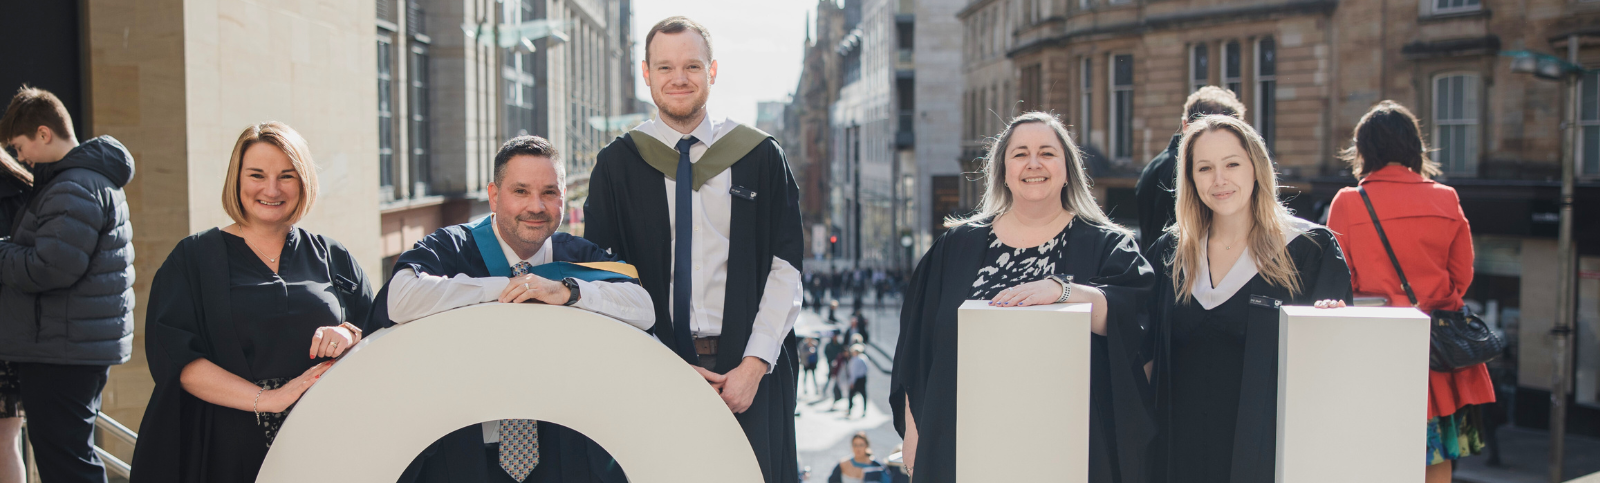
[1326,101,1495,483]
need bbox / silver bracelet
[254,387,266,425]
[1047,274,1073,303]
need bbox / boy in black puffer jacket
[0,85,134,483]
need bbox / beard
[497,211,559,252]
[655,91,708,125]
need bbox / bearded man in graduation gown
[369,136,656,483]
[583,16,804,483]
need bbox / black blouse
[130,227,374,483]
[223,229,344,380]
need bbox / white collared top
[634,112,804,372]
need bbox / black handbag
[1358,187,1505,372]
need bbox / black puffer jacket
[0,136,135,365]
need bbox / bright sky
[631,0,820,124]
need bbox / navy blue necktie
[671,136,700,364]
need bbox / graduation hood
[38,135,136,188]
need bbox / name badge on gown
[1249,294,1282,309]
[730,186,757,201]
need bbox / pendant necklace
[233,227,280,263]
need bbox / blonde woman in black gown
[1147,115,1351,483]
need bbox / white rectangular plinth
[1278,306,1431,483]
[958,300,1091,482]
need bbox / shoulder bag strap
[1357,186,1419,307]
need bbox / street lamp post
[1504,37,1585,483]
[1549,36,1579,483]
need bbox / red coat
[1327,165,1495,419]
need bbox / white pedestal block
[958,300,1092,482]
[256,303,762,483]
[1277,306,1431,483]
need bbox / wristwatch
[560,277,582,306]
[1046,274,1073,303]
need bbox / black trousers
[846,377,867,415]
[16,362,109,483]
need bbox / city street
[792,292,905,481]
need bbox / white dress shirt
[385,214,656,331]
[637,113,804,372]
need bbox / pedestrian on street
[1,86,137,483]
[801,338,820,395]
[1325,101,1494,483]
[1147,115,1352,483]
[844,345,870,418]
[891,112,1157,483]
[829,343,850,409]
[827,432,885,483]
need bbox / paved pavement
[792,294,905,481]
[1454,425,1600,483]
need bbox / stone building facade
[378,0,639,271]
[959,0,1600,433]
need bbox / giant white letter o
[256,303,764,482]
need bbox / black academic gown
[368,224,632,483]
[1147,225,1353,483]
[889,220,1157,483]
[583,129,803,483]
[1134,133,1181,259]
[129,228,375,483]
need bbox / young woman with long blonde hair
[1147,115,1351,483]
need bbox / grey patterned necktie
[498,261,539,481]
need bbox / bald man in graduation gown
[583,16,804,483]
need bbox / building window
[1191,43,1209,93]
[1580,69,1599,175]
[409,42,431,196]
[1021,64,1042,111]
[1081,56,1092,145]
[1224,41,1242,96]
[503,0,537,140]
[1427,0,1480,15]
[1255,37,1276,151]
[1110,54,1133,159]
[1433,73,1480,175]
[377,35,395,201]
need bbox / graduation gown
[129,228,375,483]
[583,126,803,483]
[889,220,1158,483]
[368,219,634,483]
[1147,223,1353,483]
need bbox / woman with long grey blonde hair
[1147,115,1351,483]
[890,111,1156,483]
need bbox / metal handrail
[95,412,138,448]
[19,411,137,482]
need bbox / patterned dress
[970,223,1071,299]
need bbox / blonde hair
[0,145,31,186]
[1168,115,1303,303]
[946,111,1127,234]
[223,122,318,226]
